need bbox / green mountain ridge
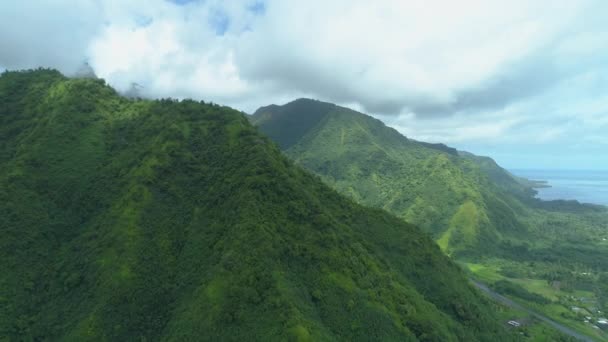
[251,98,606,257]
[252,99,521,255]
[1,70,516,341]
[252,98,608,340]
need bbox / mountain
[250,99,608,340]
[0,70,515,341]
[252,98,608,340]
[252,99,537,256]
[251,99,608,256]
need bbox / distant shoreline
[510,169,608,207]
[527,179,552,189]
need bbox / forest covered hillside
[252,98,608,341]
[252,99,536,256]
[252,99,606,256]
[0,69,519,341]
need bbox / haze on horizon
[1,0,607,170]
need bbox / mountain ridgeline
[251,99,602,257]
[252,99,525,255]
[0,70,516,340]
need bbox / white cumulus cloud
[1,0,607,168]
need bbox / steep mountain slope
[0,70,514,341]
[252,98,608,338]
[252,99,537,256]
[252,99,608,256]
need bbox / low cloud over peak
[1,0,607,168]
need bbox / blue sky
[168,0,197,4]
[0,0,607,170]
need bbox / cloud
[380,109,525,144]
[233,0,605,115]
[0,1,103,74]
[1,0,607,168]
[2,0,604,114]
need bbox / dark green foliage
[251,99,336,149]
[417,142,458,156]
[491,281,551,305]
[598,274,608,312]
[0,70,515,341]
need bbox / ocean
[510,169,608,207]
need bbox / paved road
[471,280,599,342]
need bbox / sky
[1,0,607,170]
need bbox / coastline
[510,169,608,207]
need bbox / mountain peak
[253,98,536,255]
[251,98,338,149]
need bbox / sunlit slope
[252,99,538,255]
[0,70,513,341]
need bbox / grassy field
[459,262,503,283]
[508,278,561,301]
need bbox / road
[471,280,599,342]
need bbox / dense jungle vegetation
[0,69,525,341]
